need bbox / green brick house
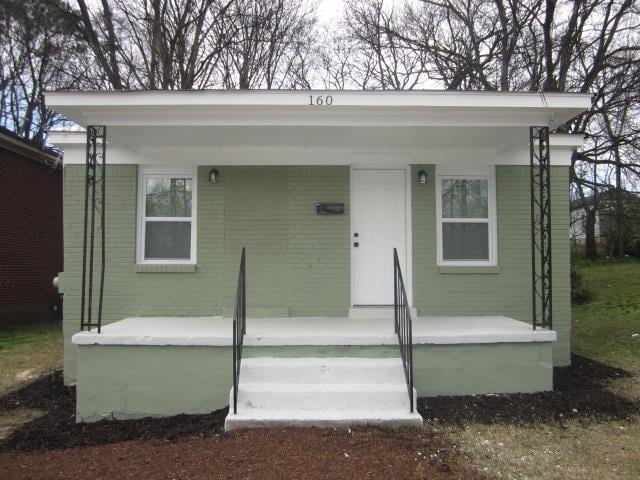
[47,90,590,428]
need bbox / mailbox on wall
[316,203,345,215]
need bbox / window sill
[135,264,197,273]
[438,265,500,275]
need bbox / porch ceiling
[108,124,529,151]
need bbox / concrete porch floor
[72,315,556,347]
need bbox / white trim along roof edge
[45,90,592,130]
[46,89,591,109]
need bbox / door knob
[354,242,359,247]
[354,232,359,237]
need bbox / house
[571,196,603,245]
[0,126,63,324]
[46,90,591,429]
[570,191,640,253]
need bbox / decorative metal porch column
[80,126,107,333]
[529,126,552,330]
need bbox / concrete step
[240,357,405,384]
[234,383,414,412]
[225,409,424,430]
[349,306,418,319]
[224,357,422,431]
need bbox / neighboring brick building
[0,126,63,324]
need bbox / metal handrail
[232,248,246,414]
[393,248,414,413]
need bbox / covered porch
[47,89,591,427]
[48,90,588,338]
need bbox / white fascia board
[48,131,86,144]
[550,133,586,148]
[46,89,591,109]
[59,144,85,165]
[45,90,592,128]
[58,144,574,166]
[500,144,576,166]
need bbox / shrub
[571,269,592,304]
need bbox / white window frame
[435,165,497,267]
[137,165,197,265]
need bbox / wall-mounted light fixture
[209,168,220,183]
[417,169,428,184]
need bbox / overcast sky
[317,0,346,23]
[317,0,406,26]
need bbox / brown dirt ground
[0,428,486,480]
[1,355,636,479]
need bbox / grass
[572,259,640,370]
[0,321,62,397]
[447,419,639,479]
[0,320,62,440]
[440,258,640,480]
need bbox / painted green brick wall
[219,166,351,317]
[411,165,571,366]
[62,165,350,382]
[62,162,571,383]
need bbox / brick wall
[0,146,62,322]
[411,165,571,366]
[61,165,350,382]
[61,162,571,381]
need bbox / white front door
[351,169,407,305]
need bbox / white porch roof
[46,90,591,166]
[47,89,590,128]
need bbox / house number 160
[308,95,333,105]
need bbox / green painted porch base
[415,342,554,396]
[75,342,553,423]
[76,345,232,422]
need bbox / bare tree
[1,0,321,142]
[67,0,317,90]
[216,0,317,89]
[0,0,80,144]
[69,0,236,90]
[400,0,510,90]
[318,25,371,89]
[333,0,426,90]
[4,0,638,242]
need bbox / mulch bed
[0,354,637,453]
[419,354,639,425]
[0,354,637,479]
[0,428,486,480]
[0,370,227,452]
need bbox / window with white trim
[436,169,497,266]
[138,169,196,264]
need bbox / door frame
[349,164,413,307]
